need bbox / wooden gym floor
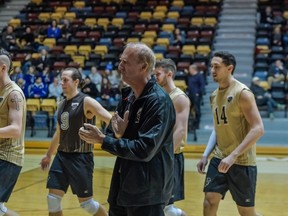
[5,149,288,216]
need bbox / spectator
[272,25,282,46]
[108,70,121,99]
[19,26,35,49]
[185,64,205,129]
[60,19,73,40]
[29,76,48,98]
[24,65,37,87]
[267,59,287,88]
[250,76,285,119]
[39,66,53,87]
[35,48,51,72]
[81,76,99,98]
[48,77,62,101]
[16,77,29,98]
[88,66,102,92]
[47,19,61,39]
[1,25,17,51]
[172,28,186,46]
[10,66,24,83]
[21,53,33,73]
[260,6,274,24]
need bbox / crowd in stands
[253,1,288,118]
[0,0,217,130]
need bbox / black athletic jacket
[102,76,176,206]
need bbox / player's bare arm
[84,96,112,125]
[0,91,24,138]
[173,94,190,151]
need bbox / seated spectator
[35,48,51,72]
[16,77,29,98]
[81,76,99,98]
[24,65,37,87]
[260,6,284,25]
[39,66,53,87]
[10,66,24,83]
[250,76,285,119]
[60,19,73,40]
[272,25,282,46]
[22,53,34,73]
[107,69,121,99]
[19,26,35,49]
[96,76,116,110]
[267,59,288,88]
[48,77,62,101]
[88,66,102,92]
[47,19,61,39]
[28,76,48,98]
[1,25,17,51]
[172,28,186,46]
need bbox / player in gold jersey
[0,48,26,216]
[154,59,190,216]
[197,51,264,216]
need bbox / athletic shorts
[0,159,22,202]
[168,152,185,204]
[47,151,94,198]
[204,157,257,207]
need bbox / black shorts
[204,157,257,207]
[47,151,94,198]
[0,159,21,202]
[168,153,185,204]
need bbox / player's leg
[46,153,68,216]
[228,164,260,216]
[164,204,187,216]
[78,197,107,216]
[47,189,65,216]
[164,153,187,216]
[68,153,107,216]
[0,160,21,216]
[203,158,228,216]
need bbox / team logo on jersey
[135,107,142,123]
[71,102,79,110]
[227,96,233,102]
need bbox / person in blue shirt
[29,76,48,98]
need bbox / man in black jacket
[79,42,176,216]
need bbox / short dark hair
[0,48,13,74]
[212,51,236,74]
[155,58,177,78]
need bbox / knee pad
[80,198,100,215]
[0,203,7,216]
[47,193,62,213]
[164,204,182,216]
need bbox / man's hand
[218,154,237,173]
[79,123,105,144]
[111,111,129,138]
[40,154,51,171]
[197,156,208,174]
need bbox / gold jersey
[169,87,188,154]
[0,82,26,166]
[210,80,256,166]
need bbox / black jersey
[57,92,95,153]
